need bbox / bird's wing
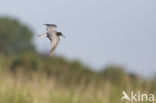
[49,37,60,56]
[38,33,47,38]
[47,26,57,33]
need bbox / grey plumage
[38,24,65,56]
[44,24,57,27]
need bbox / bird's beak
[62,35,66,38]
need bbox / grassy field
[0,54,155,103]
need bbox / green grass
[0,72,109,103]
[0,54,155,103]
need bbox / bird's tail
[49,46,56,57]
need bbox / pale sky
[0,0,156,77]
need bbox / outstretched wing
[49,37,60,56]
[38,33,47,38]
[44,24,57,33]
[47,26,57,33]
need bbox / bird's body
[48,32,60,56]
[38,24,65,56]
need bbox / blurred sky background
[0,0,156,77]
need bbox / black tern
[38,24,65,56]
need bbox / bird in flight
[38,24,65,56]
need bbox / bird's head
[56,32,65,38]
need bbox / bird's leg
[38,33,47,38]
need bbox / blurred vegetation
[0,17,35,55]
[0,17,156,103]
